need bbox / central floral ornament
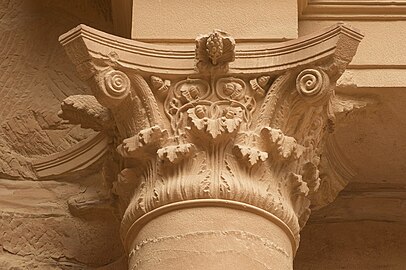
[195,30,235,72]
[206,31,223,65]
[58,24,364,265]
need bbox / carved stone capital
[59,23,363,269]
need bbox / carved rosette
[58,23,363,253]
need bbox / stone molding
[58,23,363,254]
[123,199,298,254]
[32,132,109,179]
[300,0,406,20]
[59,23,362,76]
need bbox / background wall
[0,1,124,269]
[295,1,406,269]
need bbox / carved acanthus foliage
[60,66,336,241]
[58,24,363,246]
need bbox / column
[58,23,363,269]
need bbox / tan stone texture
[0,1,124,269]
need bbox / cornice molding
[300,0,406,20]
[59,23,362,76]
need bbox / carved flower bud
[151,75,171,97]
[223,82,243,100]
[151,76,163,89]
[195,105,206,119]
[189,86,200,99]
[206,31,223,65]
[181,85,201,102]
[223,83,235,96]
[250,76,270,97]
[258,76,270,88]
[224,109,235,119]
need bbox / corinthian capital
[59,23,363,269]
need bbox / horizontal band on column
[123,199,298,255]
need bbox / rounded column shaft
[127,203,294,270]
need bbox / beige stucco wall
[131,0,298,41]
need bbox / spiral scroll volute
[296,68,331,105]
[92,69,131,108]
